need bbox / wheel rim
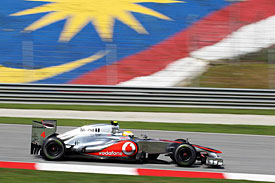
[46,141,62,157]
[178,147,192,162]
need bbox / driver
[111,121,134,138]
[122,131,134,138]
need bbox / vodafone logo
[122,142,137,156]
[99,151,122,156]
[88,141,138,157]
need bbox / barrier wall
[1,83,275,109]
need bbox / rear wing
[30,120,57,154]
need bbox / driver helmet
[122,131,134,138]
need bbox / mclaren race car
[31,120,223,167]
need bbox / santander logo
[122,142,136,156]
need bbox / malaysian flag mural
[0,0,274,86]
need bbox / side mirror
[141,134,148,139]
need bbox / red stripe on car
[193,145,222,154]
[87,140,138,157]
[159,139,182,144]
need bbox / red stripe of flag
[71,0,275,85]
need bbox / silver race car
[31,120,223,167]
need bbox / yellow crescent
[0,51,107,83]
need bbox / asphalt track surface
[1,124,275,175]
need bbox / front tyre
[42,137,65,160]
[173,144,196,167]
[170,139,187,161]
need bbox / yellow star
[11,0,183,42]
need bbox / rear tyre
[173,144,196,167]
[42,137,65,160]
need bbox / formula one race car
[31,120,223,167]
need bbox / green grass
[195,63,275,89]
[1,103,275,115]
[0,168,268,183]
[2,117,275,136]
